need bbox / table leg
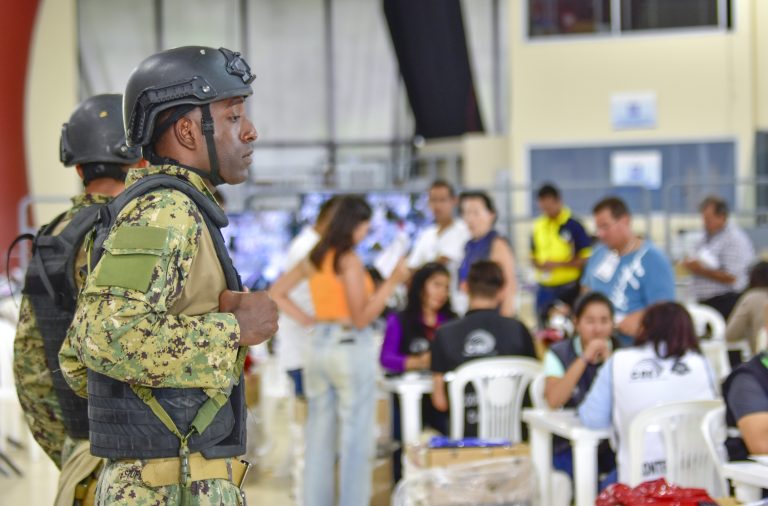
[529,426,551,506]
[733,482,762,503]
[399,390,423,446]
[573,440,599,506]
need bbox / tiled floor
[2,401,296,506]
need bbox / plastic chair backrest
[686,303,726,341]
[700,340,731,383]
[756,327,768,354]
[447,357,542,442]
[699,404,729,493]
[529,373,548,410]
[628,399,726,496]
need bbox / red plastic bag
[596,478,718,506]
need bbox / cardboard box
[408,443,530,469]
[370,458,393,506]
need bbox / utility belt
[135,453,251,489]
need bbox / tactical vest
[22,204,104,440]
[85,174,246,460]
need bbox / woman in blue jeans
[271,196,410,506]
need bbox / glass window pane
[621,0,719,31]
[528,0,611,38]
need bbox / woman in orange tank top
[270,195,410,506]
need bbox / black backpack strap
[8,211,68,301]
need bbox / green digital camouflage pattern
[12,193,111,468]
[60,165,241,396]
[95,459,244,506]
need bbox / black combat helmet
[60,93,141,167]
[123,46,255,185]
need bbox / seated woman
[543,292,617,480]
[726,261,768,357]
[380,262,456,374]
[579,302,718,484]
[379,262,456,482]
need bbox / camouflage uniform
[61,165,245,505]
[13,192,111,468]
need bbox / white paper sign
[611,92,657,130]
[610,150,662,189]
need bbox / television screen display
[224,191,435,289]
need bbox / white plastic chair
[529,373,548,410]
[686,303,726,341]
[687,303,731,381]
[446,357,542,442]
[699,404,730,490]
[628,399,726,497]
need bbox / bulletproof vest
[22,204,104,439]
[397,312,432,356]
[85,173,246,460]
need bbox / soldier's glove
[219,290,279,346]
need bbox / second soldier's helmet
[123,46,255,148]
[60,93,141,166]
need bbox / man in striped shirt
[682,195,755,319]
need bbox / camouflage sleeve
[58,333,87,398]
[13,296,65,468]
[64,190,240,390]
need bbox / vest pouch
[93,226,171,294]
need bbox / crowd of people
[267,178,768,500]
[8,43,768,506]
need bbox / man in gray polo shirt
[683,195,755,319]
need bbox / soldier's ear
[173,116,198,151]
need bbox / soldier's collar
[71,192,112,210]
[126,164,220,206]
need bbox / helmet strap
[200,104,225,186]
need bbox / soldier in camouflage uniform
[60,46,278,506]
[13,94,144,506]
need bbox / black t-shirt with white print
[431,309,536,437]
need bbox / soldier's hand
[219,290,279,346]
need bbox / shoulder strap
[90,174,240,290]
[11,211,68,302]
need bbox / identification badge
[594,252,620,282]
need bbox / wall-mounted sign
[610,150,662,189]
[611,92,657,130]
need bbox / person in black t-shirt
[430,260,536,436]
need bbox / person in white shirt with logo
[408,180,470,312]
[578,302,717,485]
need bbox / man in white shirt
[682,195,755,319]
[276,197,339,395]
[408,180,470,312]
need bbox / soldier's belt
[140,453,250,488]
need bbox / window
[527,0,730,38]
[528,0,611,37]
[621,0,723,31]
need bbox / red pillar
[0,2,40,270]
